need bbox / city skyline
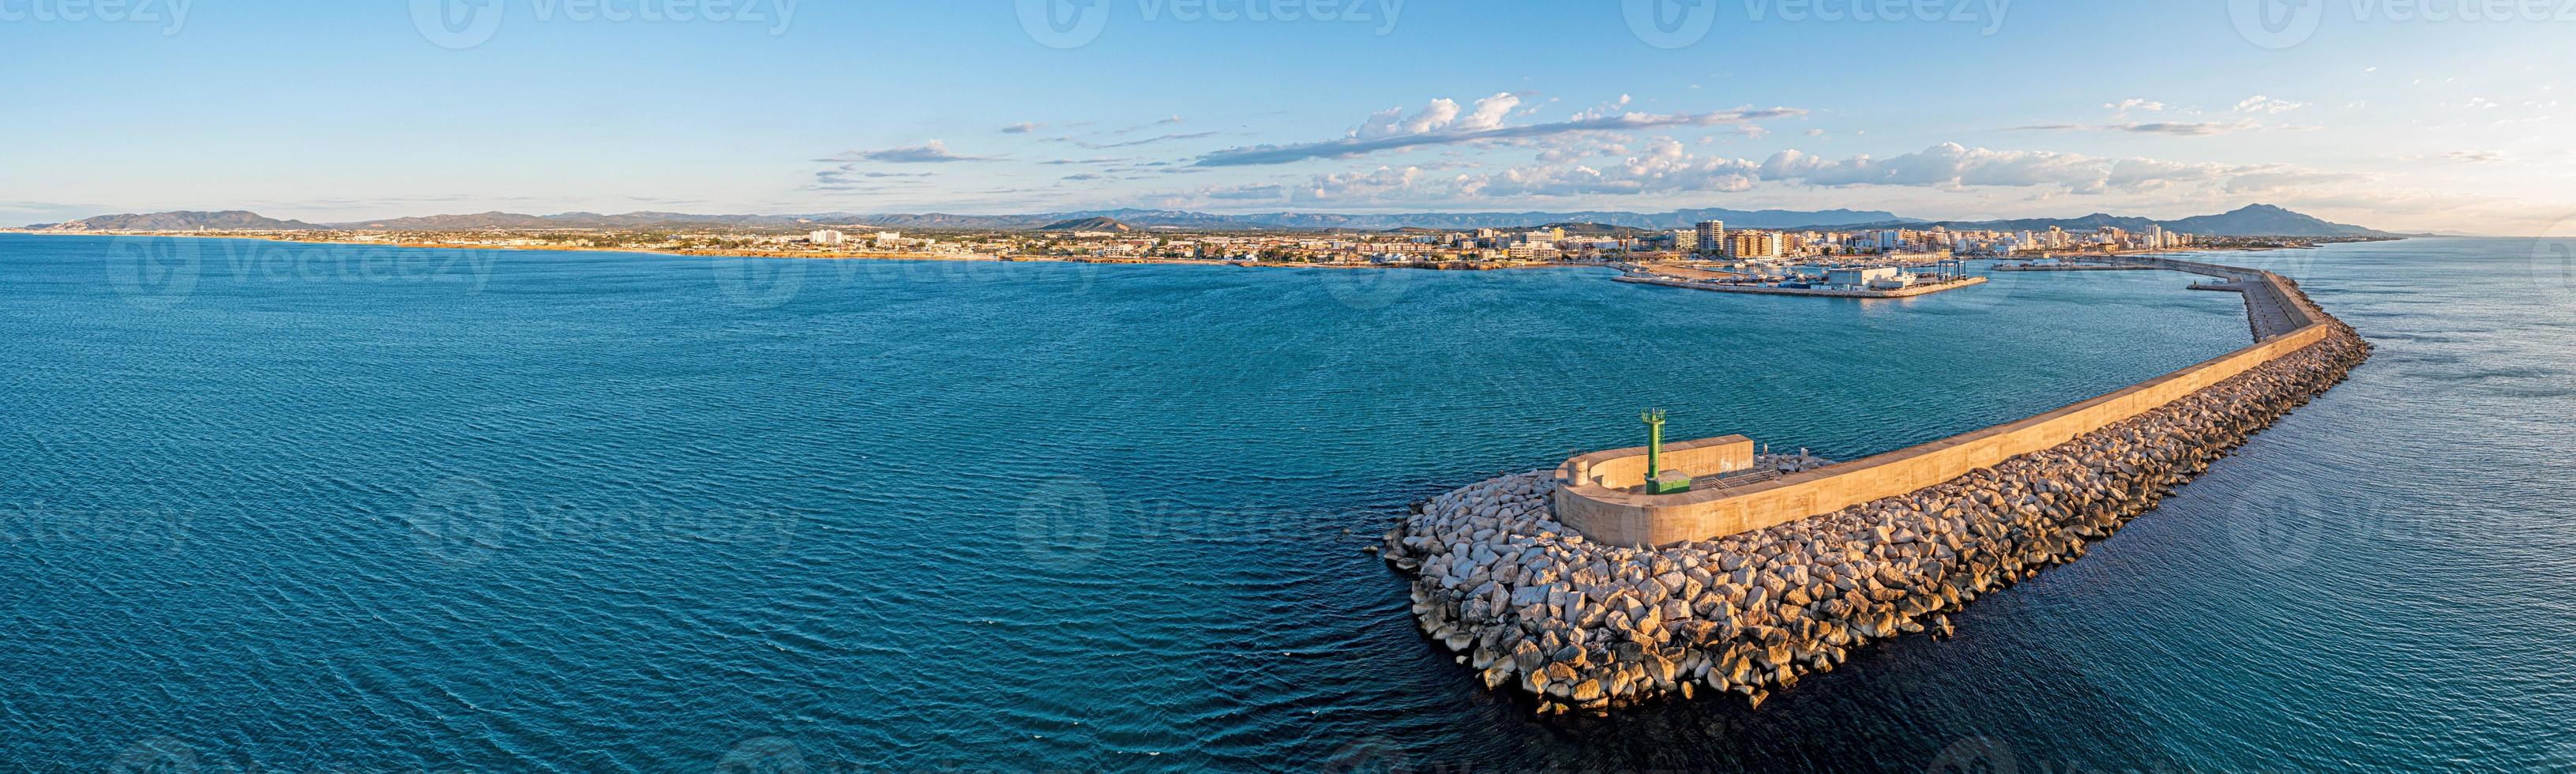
[4,2,2570,234]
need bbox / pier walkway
[1553,257,2341,547]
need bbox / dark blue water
[1,235,2567,771]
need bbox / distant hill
[1038,216,1133,233]
[2161,204,2394,238]
[1537,222,1661,238]
[329,211,863,231]
[21,204,2398,238]
[1777,205,2400,239]
[38,210,315,231]
[22,207,1908,234]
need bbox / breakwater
[1991,264,2157,272]
[1383,262,2371,714]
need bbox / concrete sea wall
[1556,264,2332,548]
[1382,262,2371,715]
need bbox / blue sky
[2,0,2570,232]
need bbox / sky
[2,0,2571,234]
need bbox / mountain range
[22,204,2404,239]
[1770,205,2398,239]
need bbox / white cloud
[1460,93,1520,132]
[1194,103,1808,167]
[2014,121,2263,137]
[1353,92,1524,141]
[1241,142,2270,205]
[820,141,995,163]
[2105,98,2169,118]
[2233,96,2309,115]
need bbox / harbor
[1619,260,1990,299]
[1992,258,2161,272]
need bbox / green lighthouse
[1642,409,1693,495]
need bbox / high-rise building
[1725,231,1782,260]
[809,229,846,246]
[1669,229,1699,253]
[1695,220,1725,254]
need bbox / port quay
[1380,255,2371,715]
[1616,254,1988,299]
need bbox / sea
[1,234,2569,772]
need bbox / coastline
[0,230,1572,273]
[1,228,2289,275]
